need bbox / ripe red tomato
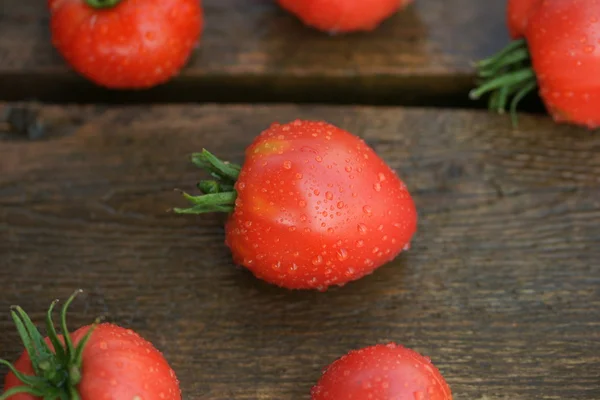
[471,0,600,129]
[276,0,413,33]
[506,0,542,39]
[175,120,417,290]
[48,0,203,89]
[311,343,452,400]
[1,291,180,400]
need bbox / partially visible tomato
[276,0,413,34]
[1,291,181,400]
[48,0,203,89]
[311,343,452,400]
[175,120,417,291]
[471,0,600,129]
[507,0,542,39]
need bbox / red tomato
[471,0,600,129]
[1,292,180,400]
[175,120,417,290]
[277,0,413,33]
[506,0,542,39]
[311,343,452,400]
[48,0,203,89]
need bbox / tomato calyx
[469,38,538,127]
[174,149,241,214]
[84,0,122,8]
[0,290,100,400]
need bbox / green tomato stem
[84,0,122,9]
[173,149,241,215]
[471,38,538,127]
[0,290,100,399]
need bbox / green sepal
[45,300,66,364]
[191,149,241,184]
[0,386,44,400]
[0,290,101,400]
[174,149,241,215]
[471,38,538,128]
[84,0,122,8]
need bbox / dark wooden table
[1,1,599,400]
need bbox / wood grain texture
[0,104,599,399]
[0,0,509,104]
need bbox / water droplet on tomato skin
[356,240,365,247]
[373,182,382,192]
[413,391,425,400]
[362,206,372,216]
[337,248,349,261]
[99,341,108,350]
[357,223,368,234]
[325,191,333,200]
[312,255,324,265]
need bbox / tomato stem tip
[174,149,241,215]
[0,289,99,400]
[84,0,122,9]
[471,38,538,128]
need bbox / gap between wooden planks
[0,0,513,108]
[0,103,599,400]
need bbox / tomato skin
[48,0,202,89]
[3,323,181,400]
[525,0,600,127]
[311,343,452,400]
[506,0,542,39]
[277,0,412,33]
[224,120,417,290]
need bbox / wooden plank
[0,0,509,105]
[1,104,599,399]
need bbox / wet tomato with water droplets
[311,343,452,400]
[471,0,600,129]
[48,0,203,89]
[174,120,417,290]
[276,0,413,34]
[1,291,181,400]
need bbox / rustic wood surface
[0,0,509,104]
[0,103,598,399]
